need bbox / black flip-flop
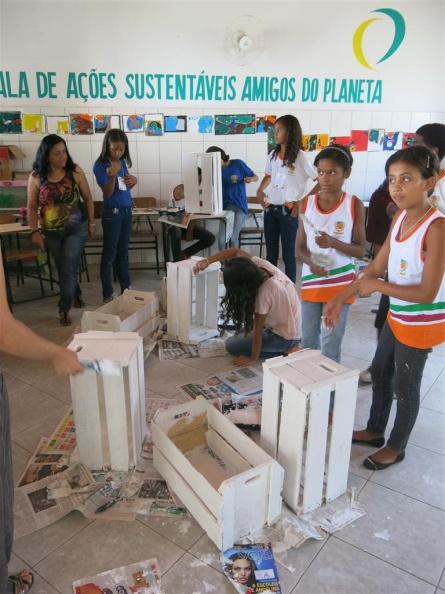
[363,451,405,470]
[8,571,34,594]
[352,436,385,448]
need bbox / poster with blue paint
[0,111,22,133]
[221,543,281,593]
[367,128,385,151]
[187,115,214,134]
[256,115,276,133]
[123,114,144,133]
[215,114,256,135]
[164,115,187,132]
[383,131,403,151]
[144,114,163,136]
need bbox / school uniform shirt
[428,168,445,214]
[221,159,255,213]
[300,193,357,303]
[264,151,316,205]
[252,256,301,340]
[93,159,132,209]
[387,208,445,349]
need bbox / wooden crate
[261,350,359,514]
[81,289,159,336]
[152,398,284,550]
[183,151,223,215]
[167,257,220,344]
[68,331,145,471]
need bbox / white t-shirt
[264,151,317,205]
[429,166,445,215]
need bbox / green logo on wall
[353,8,406,70]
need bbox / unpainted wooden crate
[261,350,359,514]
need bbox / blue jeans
[301,300,350,363]
[45,220,88,313]
[225,204,248,248]
[264,205,298,282]
[226,328,299,359]
[367,322,430,452]
[101,207,132,299]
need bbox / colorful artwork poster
[402,132,416,149]
[93,114,120,134]
[367,128,385,151]
[144,113,163,136]
[164,115,187,133]
[187,114,214,134]
[221,543,281,594]
[383,131,403,151]
[350,130,368,152]
[0,111,22,133]
[70,113,94,135]
[46,116,69,135]
[316,134,330,149]
[22,114,45,134]
[123,114,144,133]
[256,115,276,133]
[72,558,162,594]
[329,135,352,148]
[303,134,328,151]
[215,114,256,135]
[267,126,277,154]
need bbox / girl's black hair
[32,134,76,179]
[221,257,265,334]
[385,145,440,179]
[97,128,132,167]
[271,114,302,167]
[226,553,257,587]
[206,145,230,162]
[314,143,353,171]
[416,123,445,161]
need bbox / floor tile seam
[357,478,445,513]
[288,534,332,593]
[11,550,63,594]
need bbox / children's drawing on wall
[256,115,276,133]
[69,113,94,135]
[215,114,256,135]
[329,135,351,147]
[367,128,384,151]
[93,114,119,134]
[164,115,187,132]
[187,115,214,134]
[123,114,144,133]
[350,130,368,152]
[0,111,22,133]
[383,131,403,151]
[46,115,69,135]
[402,132,416,148]
[267,126,277,154]
[144,114,163,136]
[22,114,46,134]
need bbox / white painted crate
[261,350,359,514]
[183,151,223,215]
[68,331,145,471]
[152,398,284,550]
[81,290,159,337]
[167,257,220,344]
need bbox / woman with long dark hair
[256,114,318,282]
[27,134,95,325]
[194,247,301,366]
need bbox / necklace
[399,207,432,240]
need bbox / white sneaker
[359,367,372,384]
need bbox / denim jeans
[264,205,298,282]
[45,220,88,313]
[0,374,13,594]
[226,327,299,359]
[367,321,430,452]
[101,207,132,299]
[301,300,350,363]
[225,204,248,248]
[169,224,215,262]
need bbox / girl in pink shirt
[194,248,301,367]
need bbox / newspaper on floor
[197,337,227,358]
[41,407,77,455]
[72,557,162,594]
[177,374,233,401]
[218,366,263,400]
[221,543,282,594]
[158,338,199,360]
[16,437,70,488]
[14,463,96,539]
[302,488,366,534]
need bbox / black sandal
[73,295,85,308]
[363,451,405,470]
[59,312,72,326]
[352,436,385,448]
[8,571,34,593]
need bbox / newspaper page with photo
[72,558,162,594]
[17,438,70,488]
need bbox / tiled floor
[4,267,445,594]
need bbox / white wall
[1,0,444,203]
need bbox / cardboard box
[261,350,359,513]
[69,331,145,471]
[81,290,159,335]
[152,397,284,550]
[0,145,26,180]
